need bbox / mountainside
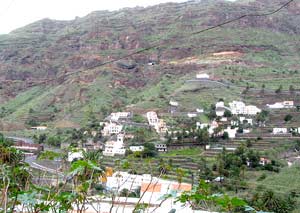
[0,0,300,130]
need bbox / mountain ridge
[0,0,300,129]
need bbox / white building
[283,101,294,108]
[215,101,226,116]
[146,111,168,133]
[267,101,294,109]
[105,171,192,204]
[68,150,84,162]
[267,102,284,109]
[103,134,126,157]
[155,119,168,134]
[187,113,197,118]
[110,112,131,122]
[259,157,271,166]
[146,111,159,126]
[229,101,261,115]
[106,172,151,192]
[196,108,204,113]
[169,100,179,107]
[220,117,228,122]
[224,127,238,138]
[273,128,288,134]
[196,73,210,79]
[102,122,123,136]
[243,129,251,134]
[31,126,48,130]
[244,105,261,115]
[229,101,246,114]
[216,108,225,117]
[197,121,219,136]
[196,122,209,129]
[216,101,225,108]
[129,146,144,152]
[239,117,253,125]
[155,144,167,152]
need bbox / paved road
[9,136,65,177]
[8,136,34,144]
[119,121,150,128]
[186,79,300,95]
[25,155,64,176]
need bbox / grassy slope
[1,3,300,127]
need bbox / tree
[294,140,300,152]
[196,129,210,145]
[256,110,269,125]
[260,84,265,94]
[25,118,39,127]
[251,190,296,212]
[37,133,47,144]
[222,132,229,140]
[275,85,283,94]
[141,143,157,158]
[46,136,61,147]
[224,110,232,118]
[289,85,295,94]
[284,114,293,122]
[177,180,248,212]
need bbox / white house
[146,111,168,133]
[155,119,168,134]
[197,121,220,136]
[259,157,271,166]
[229,101,261,115]
[129,146,144,152]
[169,100,179,107]
[267,102,284,109]
[103,134,126,157]
[196,108,204,113]
[102,122,123,136]
[146,111,159,126]
[239,117,253,125]
[216,101,225,108]
[155,144,167,152]
[216,108,225,117]
[196,73,210,79]
[196,122,209,129]
[220,117,228,122]
[105,172,192,204]
[215,101,226,116]
[187,113,197,118]
[106,172,151,192]
[273,128,288,134]
[224,127,237,138]
[110,112,131,122]
[283,101,294,108]
[31,126,48,130]
[229,101,246,114]
[68,150,84,162]
[243,129,251,134]
[267,101,294,109]
[244,105,261,115]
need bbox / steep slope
[0,0,300,129]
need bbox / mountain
[0,0,300,130]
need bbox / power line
[1,0,296,88]
[54,0,297,83]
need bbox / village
[6,72,300,212]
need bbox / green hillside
[0,0,300,129]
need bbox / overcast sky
[0,0,188,34]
